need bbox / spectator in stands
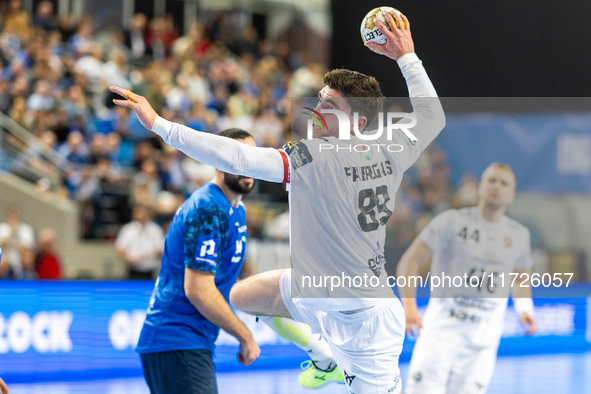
[124,13,148,61]
[74,43,105,87]
[32,1,55,33]
[115,205,165,279]
[132,159,162,205]
[0,78,11,113]
[94,155,123,186]
[145,17,168,60]
[178,60,210,104]
[69,19,94,54]
[35,228,62,279]
[89,133,106,162]
[3,0,32,39]
[103,49,130,91]
[26,80,55,111]
[0,246,13,279]
[61,84,90,124]
[19,249,38,279]
[0,206,35,279]
[0,5,342,243]
[57,13,76,43]
[105,132,122,165]
[8,96,28,128]
[58,130,90,165]
[165,74,192,112]
[24,129,61,176]
[252,106,283,148]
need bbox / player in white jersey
[110,10,445,393]
[397,163,537,394]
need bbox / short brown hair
[483,162,517,186]
[323,69,384,130]
[218,128,253,140]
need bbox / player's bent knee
[229,269,287,316]
[229,282,249,311]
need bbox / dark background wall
[331,1,591,97]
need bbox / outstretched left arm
[110,86,287,183]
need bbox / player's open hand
[520,312,537,335]
[0,377,9,394]
[238,336,260,366]
[365,10,414,60]
[110,86,158,131]
[404,303,423,337]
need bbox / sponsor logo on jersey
[504,237,513,248]
[283,141,313,170]
[195,236,220,266]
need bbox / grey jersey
[285,58,446,312]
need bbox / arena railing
[0,111,65,190]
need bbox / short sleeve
[281,139,330,194]
[183,206,228,275]
[418,210,456,253]
[513,228,534,271]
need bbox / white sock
[258,316,336,371]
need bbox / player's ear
[355,115,368,133]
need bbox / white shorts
[405,330,498,394]
[280,269,405,394]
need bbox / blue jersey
[136,182,248,354]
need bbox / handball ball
[360,6,401,53]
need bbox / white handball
[360,6,401,53]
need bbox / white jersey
[285,58,446,312]
[152,56,445,314]
[419,206,533,348]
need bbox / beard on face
[224,173,255,195]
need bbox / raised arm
[366,11,446,157]
[110,86,287,183]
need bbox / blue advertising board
[438,114,591,193]
[0,281,590,383]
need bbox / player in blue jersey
[135,129,260,394]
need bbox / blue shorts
[140,349,218,394]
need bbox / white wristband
[513,298,534,317]
[151,116,172,139]
[397,53,420,68]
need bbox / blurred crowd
[0,205,62,279]
[0,0,482,280]
[0,0,323,241]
